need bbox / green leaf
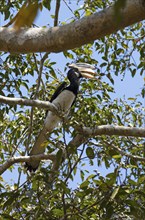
[128,97,136,101]
[112,155,122,159]
[14,2,39,30]
[43,0,51,10]
[128,179,137,186]
[116,114,122,124]
[86,147,95,159]
[3,192,19,209]
[80,170,85,181]
[110,186,120,200]
[131,68,136,77]
[52,208,63,217]
[56,149,63,164]
[85,9,91,16]
[107,73,114,84]
[80,180,89,189]
[1,214,16,220]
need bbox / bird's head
[68,63,96,79]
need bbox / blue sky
[0,1,145,187]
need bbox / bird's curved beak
[68,63,96,79]
[80,68,96,79]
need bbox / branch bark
[0,154,55,175]
[68,125,145,154]
[0,95,58,113]
[80,125,145,138]
[0,0,145,53]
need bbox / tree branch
[0,0,145,53]
[103,140,145,162]
[54,0,61,27]
[0,95,58,113]
[64,144,86,184]
[1,124,145,174]
[1,94,144,138]
[0,154,55,175]
[80,125,145,138]
[34,52,49,99]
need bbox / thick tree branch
[1,94,145,175]
[67,126,145,157]
[0,0,145,53]
[1,94,145,138]
[0,95,58,113]
[1,124,145,174]
[0,154,55,175]
[80,125,145,138]
[67,127,145,165]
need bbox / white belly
[44,90,75,131]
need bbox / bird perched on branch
[25,63,96,171]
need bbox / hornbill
[26,63,96,171]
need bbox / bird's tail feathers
[25,127,49,172]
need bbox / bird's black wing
[50,81,67,102]
[45,82,67,117]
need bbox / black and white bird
[26,63,96,171]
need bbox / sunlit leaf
[110,186,120,200]
[14,2,39,30]
[80,180,89,189]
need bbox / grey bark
[0,0,145,53]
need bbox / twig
[113,145,145,162]
[25,108,34,154]
[54,0,61,27]
[103,139,145,162]
[47,149,65,183]
[62,121,72,171]
[63,0,75,16]
[62,192,67,220]
[64,144,85,184]
[26,54,39,154]
[34,52,49,99]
